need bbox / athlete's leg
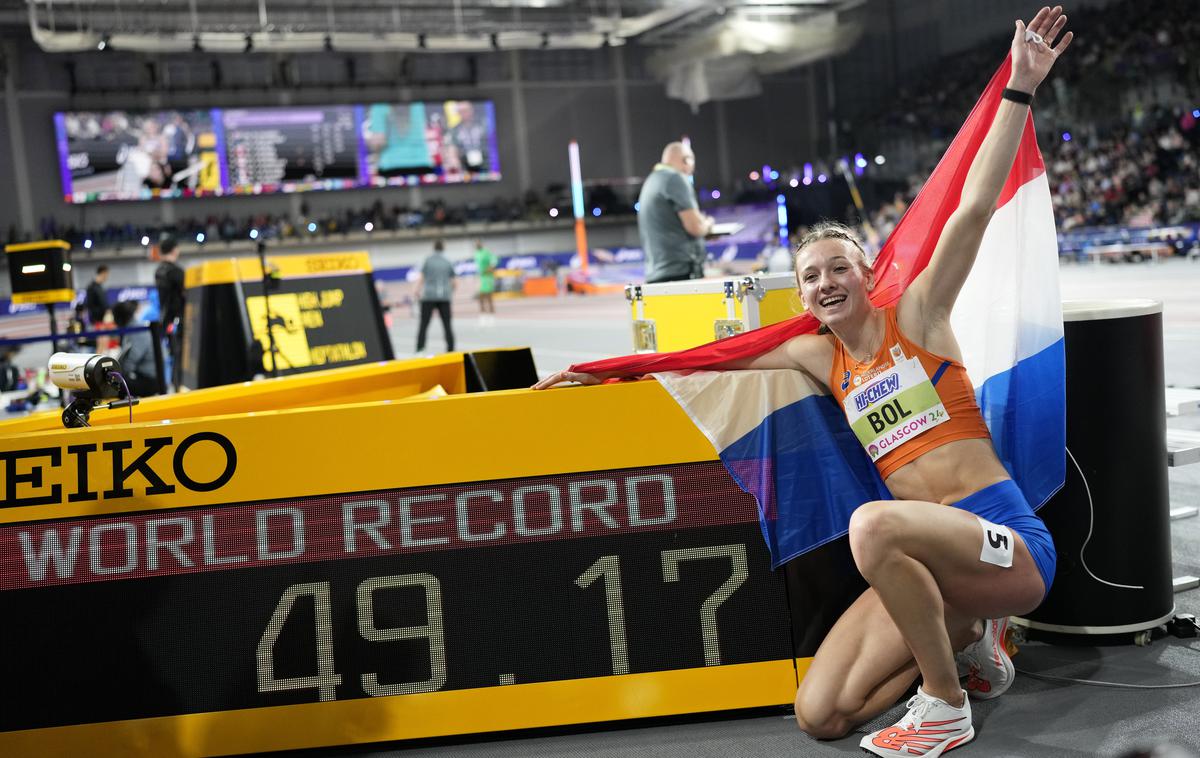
[794,588,980,739]
[847,500,1044,706]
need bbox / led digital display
[54,109,222,202]
[241,277,389,374]
[221,106,362,194]
[0,461,793,732]
[54,100,501,203]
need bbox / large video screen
[54,100,500,203]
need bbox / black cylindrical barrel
[1021,299,1174,634]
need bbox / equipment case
[626,272,803,353]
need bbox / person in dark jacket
[85,265,110,326]
[153,236,184,387]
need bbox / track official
[637,142,715,284]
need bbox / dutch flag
[572,56,1066,567]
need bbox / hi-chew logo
[854,374,901,413]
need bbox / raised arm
[902,6,1072,326]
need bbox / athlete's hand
[531,369,608,390]
[1010,6,1073,94]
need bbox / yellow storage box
[626,272,804,353]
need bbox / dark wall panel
[626,85,721,185]
[0,105,14,236]
[523,85,621,192]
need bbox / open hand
[1010,6,1073,94]
[531,369,607,390]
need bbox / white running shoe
[957,617,1015,701]
[860,687,974,757]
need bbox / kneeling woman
[535,7,1073,755]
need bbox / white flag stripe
[654,369,827,452]
[953,172,1063,388]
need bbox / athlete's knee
[793,688,853,740]
[794,708,849,740]
[848,501,906,570]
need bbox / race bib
[843,355,951,462]
[977,516,1015,568]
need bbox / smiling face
[795,238,875,328]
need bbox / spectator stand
[1057,223,1199,263]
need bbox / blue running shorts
[952,479,1056,598]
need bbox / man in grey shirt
[415,239,456,354]
[637,142,716,283]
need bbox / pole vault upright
[568,140,589,274]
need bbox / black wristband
[1001,87,1033,105]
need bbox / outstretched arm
[531,332,832,390]
[902,6,1073,327]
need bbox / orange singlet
[828,306,991,479]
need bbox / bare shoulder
[783,332,836,384]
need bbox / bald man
[637,142,715,283]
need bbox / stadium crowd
[858,0,1198,242]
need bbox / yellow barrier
[0,355,805,756]
[0,353,466,438]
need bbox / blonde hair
[793,221,872,274]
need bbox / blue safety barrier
[0,324,155,348]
